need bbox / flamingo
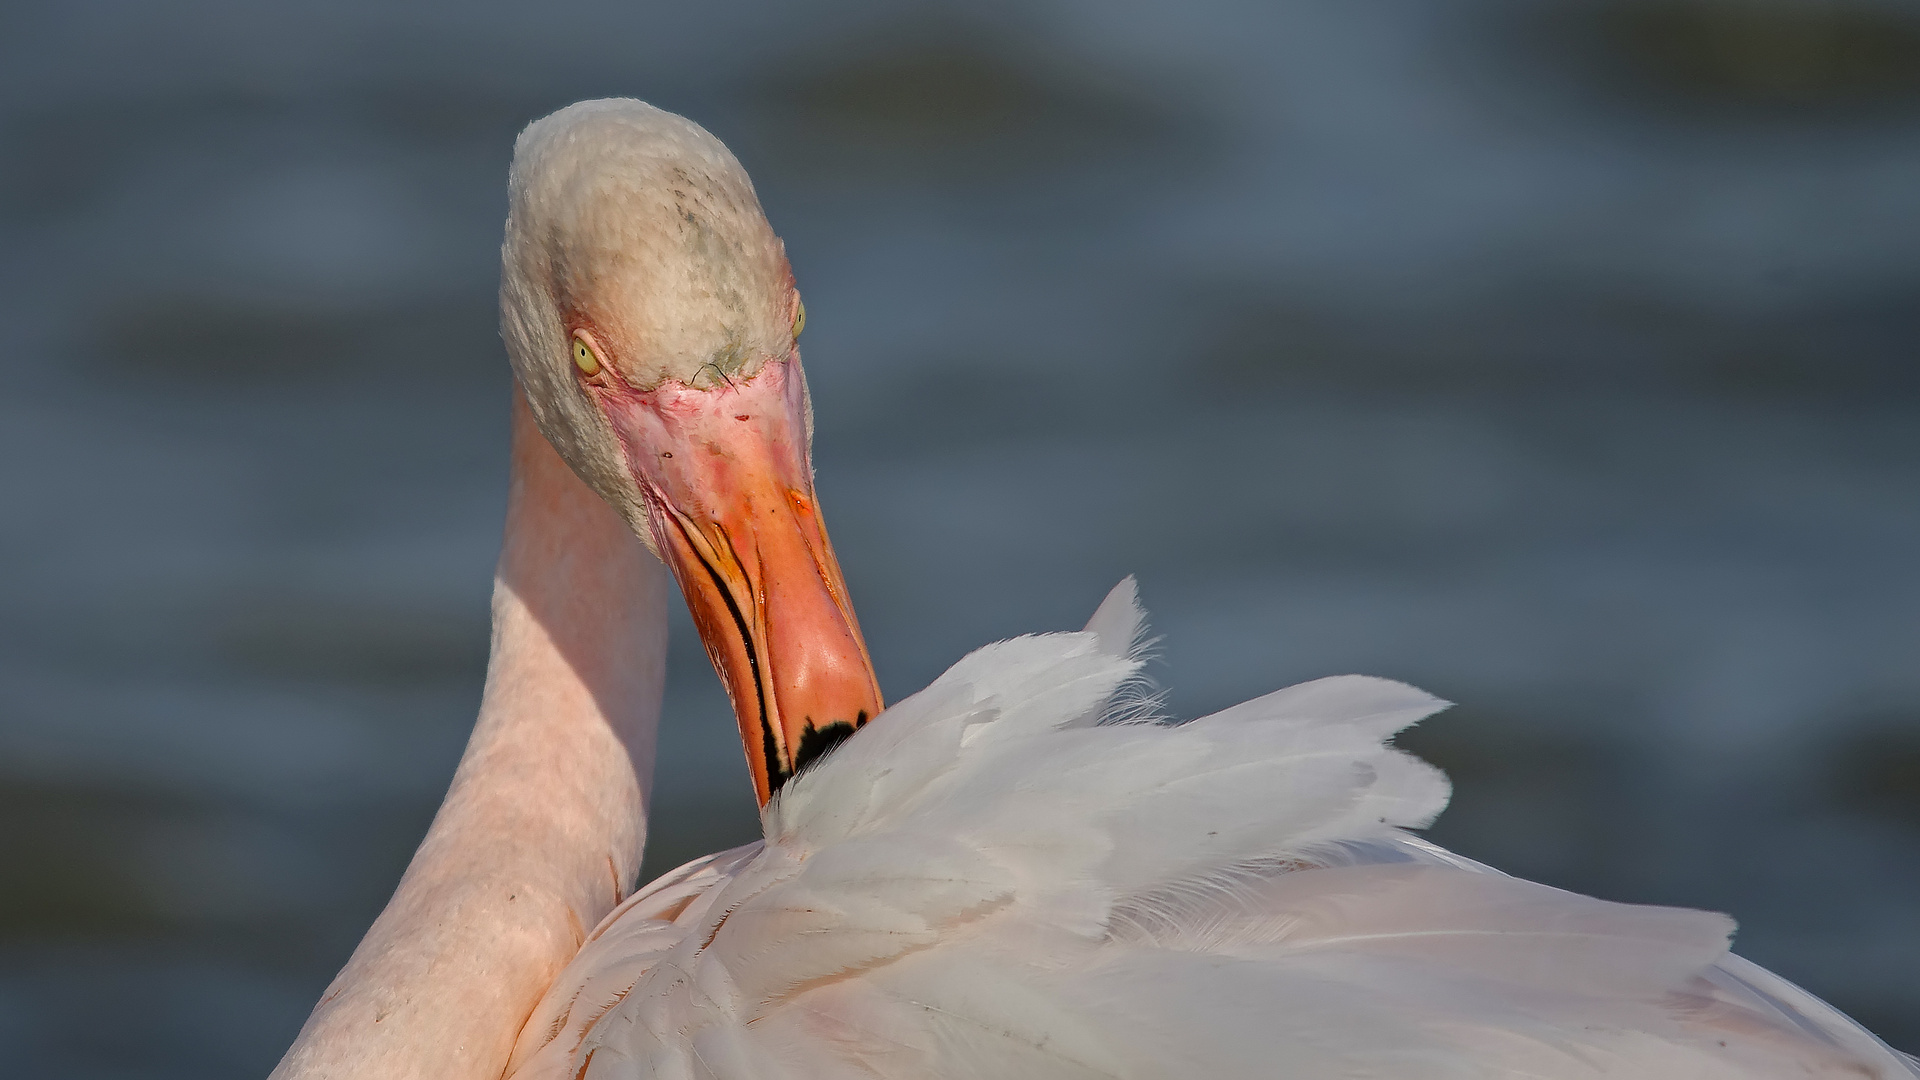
[272,98,1918,1080]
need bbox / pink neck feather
[272,389,670,1080]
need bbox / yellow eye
[572,336,601,376]
[792,297,806,339]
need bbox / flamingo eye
[572,336,601,376]
[792,297,806,340]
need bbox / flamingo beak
[595,356,882,805]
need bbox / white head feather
[499,98,800,544]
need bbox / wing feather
[509,584,1917,1080]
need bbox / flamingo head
[500,98,881,804]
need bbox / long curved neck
[273,389,670,1080]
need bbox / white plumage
[507,580,1918,1080]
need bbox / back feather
[507,582,1918,1080]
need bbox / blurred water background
[2,0,1918,1073]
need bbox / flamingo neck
[272,390,670,1080]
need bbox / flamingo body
[274,98,1919,1080]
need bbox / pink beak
[594,356,883,804]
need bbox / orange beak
[597,357,882,804]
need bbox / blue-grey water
[2,0,1918,1074]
